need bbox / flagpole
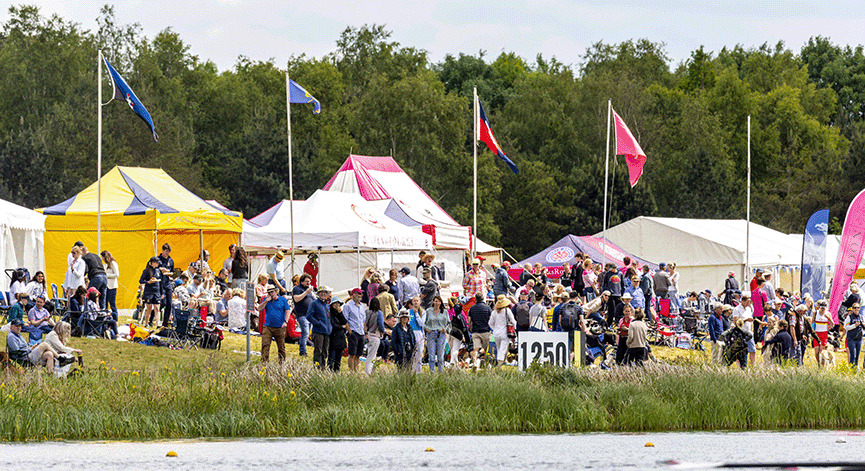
[473,86,478,259]
[97,50,103,256]
[286,72,295,280]
[746,115,751,281]
[602,99,611,266]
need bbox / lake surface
[0,430,862,470]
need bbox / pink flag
[612,108,647,187]
[828,188,865,322]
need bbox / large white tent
[0,198,46,291]
[598,217,805,293]
[323,155,474,250]
[243,190,434,293]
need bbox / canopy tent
[323,155,474,250]
[509,234,658,280]
[38,166,242,309]
[598,217,805,293]
[243,190,437,292]
[0,198,46,291]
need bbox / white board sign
[518,332,570,371]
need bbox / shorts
[746,338,756,353]
[814,331,828,347]
[471,332,491,354]
[142,292,160,305]
[347,332,365,356]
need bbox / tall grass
[2,359,865,441]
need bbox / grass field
[0,321,860,441]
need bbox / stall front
[38,166,242,310]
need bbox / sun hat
[621,292,633,299]
[274,251,284,260]
[494,294,511,310]
[318,285,333,293]
[471,259,480,265]
[851,283,860,293]
[266,285,278,292]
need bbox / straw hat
[494,294,511,310]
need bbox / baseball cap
[350,288,363,295]
[399,267,411,275]
[87,287,100,296]
[10,319,24,326]
[658,262,666,268]
[502,261,511,268]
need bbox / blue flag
[802,209,829,301]
[103,57,158,142]
[288,78,321,114]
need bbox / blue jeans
[106,288,118,318]
[296,315,310,356]
[426,331,447,373]
[849,337,862,366]
[23,323,52,343]
[89,274,108,309]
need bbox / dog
[819,347,836,368]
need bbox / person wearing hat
[138,256,164,327]
[488,295,516,366]
[392,310,416,371]
[291,274,316,357]
[462,259,488,312]
[257,285,292,364]
[303,253,319,289]
[842,283,862,315]
[397,267,420,307]
[266,251,287,294]
[307,285,333,369]
[843,301,863,368]
[723,271,740,305]
[615,291,634,325]
[6,318,60,369]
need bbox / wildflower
[6,395,13,400]
[290,390,296,397]
[100,361,106,365]
[132,371,140,376]
[221,372,225,377]
[264,391,269,396]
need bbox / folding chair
[50,283,67,321]
[0,291,11,325]
[80,309,114,338]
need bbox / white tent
[598,217,804,293]
[0,198,46,291]
[323,155,474,250]
[242,190,435,293]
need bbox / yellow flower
[290,390,296,397]
[132,371,140,376]
[264,391,269,395]
[221,372,226,377]
[100,361,106,365]
[6,395,13,400]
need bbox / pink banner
[829,188,865,322]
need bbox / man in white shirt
[223,244,236,285]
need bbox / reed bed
[1,356,864,441]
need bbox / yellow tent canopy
[37,166,243,310]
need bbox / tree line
[1,5,862,259]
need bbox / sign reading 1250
[518,332,570,371]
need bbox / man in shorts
[467,292,492,366]
[343,287,366,373]
[813,300,833,366]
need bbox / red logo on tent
[546,246,574,263]
[351,204,385,229]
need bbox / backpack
[513,302,531,330]
[559,302,582,331]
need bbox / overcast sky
[5,1,865,72]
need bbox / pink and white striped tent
[323,155,473,250]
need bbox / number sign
[518,332,570,371]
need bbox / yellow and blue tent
[38,166,242,310]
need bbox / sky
[4,0,865,72]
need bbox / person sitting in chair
[6,319,59,369]
[79,288,117,338]
[7,292,29,325]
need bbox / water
[0,430,862,470]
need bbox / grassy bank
[1,355,864,441]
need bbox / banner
[801,209,829,301]
[829,190,865,322]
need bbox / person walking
[424,296,449,373]
[489,295,516,367]
[364,297,388,375]
[467,292,492,367]
[844,303,863,369]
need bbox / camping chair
[62,310,85,337]
[0,291,11,325]
[173,308,202,350]
[80,309,114,338]
[50,283,67,321]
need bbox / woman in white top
[227,288,248,331]
[668,263,681,313]
[10,270,27,296]
[24,271,47,300]
[44,321,82,357]
[489,295,517,365]
[101,250,120,320]
[64,246,86,297]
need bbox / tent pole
[356,246,360,287]
[391,248,394,270]
[97,50,103,256]
[602,99,611,266]
[746,115,751,281]
[199,230,204,275]
[286,71,296,280]
[472,86,478,259]
[317,246,321,287]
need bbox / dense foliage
[1,6,861,259]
